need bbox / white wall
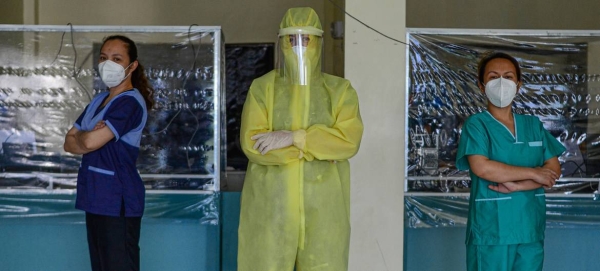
[0,0,23,24]
[11,0,325,44]
[12,0,350,76]
[407,0,600,29]
[345,0,406,270]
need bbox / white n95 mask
[98,60,132,88]
[485,77,517,108]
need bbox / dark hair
[102,35,154,110]
[477,51,522,84]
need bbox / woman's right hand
[489,182,520,193]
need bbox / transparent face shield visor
[277,26,324,86]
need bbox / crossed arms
[63,121,115,155]
[467,155,561,193]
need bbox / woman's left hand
[93,120,106,131]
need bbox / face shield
[277,26,323,86]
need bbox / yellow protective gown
[237,7,364,271]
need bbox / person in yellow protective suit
[237,7,364,271]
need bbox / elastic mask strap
[123,62,135,80]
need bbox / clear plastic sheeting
[406,194,600,228]
[405,29,600,230]
[406,29,600,194]
[0,172,217,190]
[0,25,225,191]
[0,190,221,271]
[0,190,220,225]
[0,25,224,271]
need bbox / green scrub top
[456,111,565,245]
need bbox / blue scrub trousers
[85,203,142,271]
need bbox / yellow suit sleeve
[298,85,364,161]
[240,81,303,166]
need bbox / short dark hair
[477,51,522,84]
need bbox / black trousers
[85,209,142,271]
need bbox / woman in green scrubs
[456,52,565,271]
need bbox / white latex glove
[252,130,293,155]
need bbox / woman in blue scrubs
[456,52,565,271]
[64,35,153,271]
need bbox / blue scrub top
[456,111,565,245]
[74,89,147,217]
